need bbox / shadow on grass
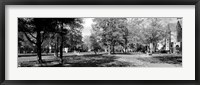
[18,54,132,67]
[63,54,123,67]
[110,52,145,55]
[153,55,182,64]
[18,53,54,57]
[137,54,182,65]
[18,59,61,67]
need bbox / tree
[127,18,170,53]
[136,18,168,53]
[65,24,83,52]
[52,18,83,64]
[18,18,54,63]
[18,32,36,53]
[89,34,102,54]
[92,18,126,54]
[118,19,129,53]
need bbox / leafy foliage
[92,18,127,54]
[18,18,83,63]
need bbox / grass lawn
[18,52,182,67]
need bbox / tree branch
[23,32,36,45]
[26,31,36,39]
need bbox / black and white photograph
[18,17,182,67]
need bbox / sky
[81,18,180,37]
[82,18,94,37]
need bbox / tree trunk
[60,37,63,64]
[149,43,153,54]
[55,37,59,57]
[112,44,115,54]
[37,44,42,62]
[60,23,64,64]
[153,42,157,52]
[108,45,111,55]
[94,51,97,55]
[124,46,127,53]
[124,38,128,53]
[36,30,42,63]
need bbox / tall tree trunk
[60,36,63,63]
[55,37,59,57]
[36,30,42,63]
[60,23,64,64]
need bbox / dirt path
[113,54,182,67]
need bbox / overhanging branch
[23,32,36,45]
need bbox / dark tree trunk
[60,36,63,63]
[36,30,42,63]
[112,44,115,54]
[55,37,59,57]
[59,23,64,64]
[124,38,128,53]
[153,42,157,52]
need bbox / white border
[5,5,195,80]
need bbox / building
[165,18,182,53]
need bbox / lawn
[18,52,182,67]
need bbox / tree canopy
[18,18,83,63]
